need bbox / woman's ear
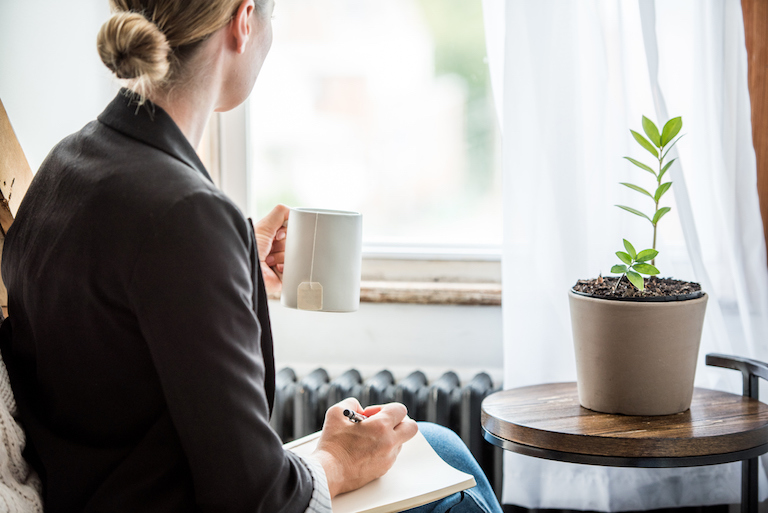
[232,0,256,54]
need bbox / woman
[0,1,501,511]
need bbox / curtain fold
[485,0,768,509]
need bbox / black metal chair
[706,353,768,513]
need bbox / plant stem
[652,197,658,266]
[651,146,663,266]
[612,274,624,293]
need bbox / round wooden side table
[482,382,768,513]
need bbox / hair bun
[97,11,170,83]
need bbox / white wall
[0,2,504,386]
[0,1,117,173]
[270,300,503,385]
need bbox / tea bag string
[309,212,319,284]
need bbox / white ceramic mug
[281,208,362,312]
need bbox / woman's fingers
[254,205,290,295]
[265,250,284,267]
[314,400,418,498]
[393,416,419,439]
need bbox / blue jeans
[404,422,503,513]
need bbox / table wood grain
[481,382,768,459]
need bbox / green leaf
[623,157,657,175]
[662,134,686,160]
[661,117,683,146]
[626,270,645,290]
[616,205,652,222]
[642,116,661,147]
[631,130,659,158]
[654,182,673,202]
[633,263,660,275]
[652,206,672,224]
[616,251,632,265]
[623,239,637,259]
[635,249,659,262]
[620,182,654,199]
[611,264,628,274]
[659,158,676,180]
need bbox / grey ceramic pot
[568,289,708,415]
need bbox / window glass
[248,0,501,247]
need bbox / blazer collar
[97,89,212,183]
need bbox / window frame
[210,100,501,304]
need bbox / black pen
[343,409,367,423]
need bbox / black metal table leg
[743,457,758,513]
[706,355,768,513]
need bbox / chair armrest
[706,353,768,399]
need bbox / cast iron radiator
[272,367,504,496]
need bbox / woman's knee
[417,422,476,467]
[418,422,462,445]
[416,422,502,513]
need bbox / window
[246,0,502,254]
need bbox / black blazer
[0,91,313,512]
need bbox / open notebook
[285,429,476,513]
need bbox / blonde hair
[97,0,265,99]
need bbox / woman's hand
[311,398,419,498]
[253,204,290,295]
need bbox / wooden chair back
[0,99,35,317]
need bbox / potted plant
[568,116,708,416]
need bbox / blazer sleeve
[127,190,313,512]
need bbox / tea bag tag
[297,282,323,310]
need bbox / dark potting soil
[573,276,702,300]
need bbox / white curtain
[483,0,768,509]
